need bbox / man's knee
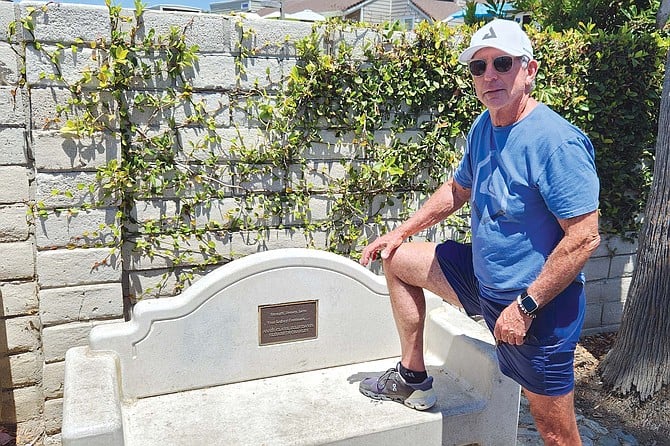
[382,243,433,277]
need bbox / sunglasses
[468,56,523,77]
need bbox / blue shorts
[435,240,585,396]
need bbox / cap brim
[458,45,488,64]
[458,44,529,64]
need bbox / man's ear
[527,59,539,81]
[525,59,539,90]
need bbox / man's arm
[527,210,601,307]
[359,178,471,266]
[494,210,601,344]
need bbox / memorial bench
[62,248,520,446]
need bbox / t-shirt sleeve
[538,138,600,219]
[454,135,474,189]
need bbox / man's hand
[359,231,405,266]
[493,302,534,345]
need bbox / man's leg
[358,242,463,409]
[382,242,462,370]
[524,388,582,446]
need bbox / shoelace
[376,367,399,391]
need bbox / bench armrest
[62,346,125,446]
[425,303,502,397]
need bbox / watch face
[522,295,539,313]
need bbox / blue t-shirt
[453,103,599,299]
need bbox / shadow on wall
[0,289,17,441]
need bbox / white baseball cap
[458,19,534,63]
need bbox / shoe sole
[360,388,436,411]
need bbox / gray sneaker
[359,363,437,410]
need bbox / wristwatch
[517,291,539,319]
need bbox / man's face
[469,47,536,114]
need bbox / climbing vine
[11,2,666,300]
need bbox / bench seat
[121,358,485,446]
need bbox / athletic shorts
[435,240,585,396]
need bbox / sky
[16,0,218,12]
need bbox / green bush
[529,23,666,235]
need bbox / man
[358,19,600,446]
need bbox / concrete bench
[62,248,520,446]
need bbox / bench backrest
[89,248,409,399]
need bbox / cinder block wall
[0,1,639,444]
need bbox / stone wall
[0,1,638,444]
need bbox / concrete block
[42,319,121,363]
[125,267,179,299]
[237,56,284,90]
[32,130,119,171]
[583,303,602,330]
[0,127,27,165]
[582,256,610,281]
[374,129,423,146]
[30,86,116,130]
[229,228,325,258]
[20,1,111,44]
[238,17,313,57]
[0,350,43,388]
[229,93,273,128]
[35,171,108,209]
[189,54,237,90]
[37,247,121,288]
[35,207,118,249]
[584,280,607,304]
[0,165,29,203]
[602,300,625,326]
[586,277,632,305]
[371,192,422,220]
[39,283,124,326]
[0,204,29,242]
[43,361,65,399]
[601,234,638,256]
[306,195,331,221]
[310,130,365,159]
[27,86,67,129]
[0,41,19,85]
[25,45,106,87]
[0,240,35,280]
[0,280,38,316]
[44,398,62,435]
[136,10,232,53]
[291,160,347,189]
[0,385,44,423]
[321,25,381,59]
[236,167,284,192]
[132,197,241,231]
[0,86,24,125]
[1,314,41,354]
[0,0,19,43]
[123,233,231,271]
[286,229,328,252]
[609,253,635,279]
[129,91,230,129]
[130,197,179,220]
[178,127,266,161]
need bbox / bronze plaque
[258,300,318,346]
